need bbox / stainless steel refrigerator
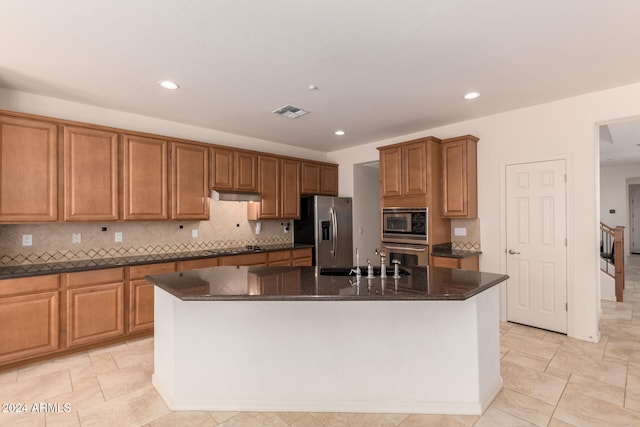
[294,195,353,266]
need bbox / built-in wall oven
[382,207,429,266]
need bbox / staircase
[600,222,625,302]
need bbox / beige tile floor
[4,259,640,426]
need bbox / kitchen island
[146,266,508,415]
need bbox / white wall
[328,81,640,342]
[600,163,640,256]
[0,88,329,162]
[352,163,381,262]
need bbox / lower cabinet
[0,275,60,365]
[291,248,312,266]
[218,252,268,266]
[431,255,479,271]
[62,268,125,348]
[176,257,218,272]
[127,262,176,333]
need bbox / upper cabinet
[281,159,301,218]
[170,142,209,220]
[441,135,478,218]
[63,126,119,221]
[301,161,338,196]
[210,147,258,193]
[248,157,301,220]
[121,134,169,220]
[0,115,58,222]
[378,136,441,207]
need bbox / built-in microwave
[381,207,428,245]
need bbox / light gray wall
[352,162,380,265]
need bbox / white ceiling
[2,0,640,153]
[600,120,640,166]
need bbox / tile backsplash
[0,200,293,265]
[451,218,481,251]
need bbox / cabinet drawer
[268,250,291,262]
[63,268,124,288]
[0,274,59,297]
[218,252,267,266]
[129,262,176,280]
[177,257,219,271]
[432,257,460,269]
[291,248,312,259]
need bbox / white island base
[152,286,501,415]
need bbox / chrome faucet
[375,248,387,278]
[392,259,401,278]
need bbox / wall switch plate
[22,234,32,246]
[191,229,198,238]
[72,233,81,244]
[454,227,467,237]
[115,232,123,243]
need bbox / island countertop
[146,265,508,301]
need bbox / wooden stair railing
[600,222,625,302]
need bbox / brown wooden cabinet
[170,142,209,220]
[127,262,176,333]
[218,252,268,266]
[291,247,312,266]
[176,257,219,271]
[301,161,339,196]
[0,275,60,364]
[378,137,440,204]
[210,147,258,192]
[281,159,301,219]
[441,135,478,218]
[431,255,479,271]
[62,126,119,221]
[0,115,58,222]
[267,250,292,266]
[122,134,169,220]
[63,268,125,348]
[320,164,339,196]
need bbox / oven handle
[383,244,427,252]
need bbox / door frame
[499,154,574,335]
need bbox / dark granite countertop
[0,244,313,279]
[431,243,482,259]
[146,265,508,301]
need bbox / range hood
[210,189,261,202]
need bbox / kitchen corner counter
[0,243,313,279]
[431,242,481,259]
[146,265,507,301]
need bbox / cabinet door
[281,159,300,219]
[122,134,168,220]
[320,164,339,196]
[0,291,59,364]
[402,141,427,196]
[210,147,234,190]
[128,262,176,333]
[235,150,258,192]
[0,115,58,222]
[66,282,124,347]
[63,126,119,221]
[171,142,209,220]
[442,136,478,218]
[257,155,280,219]
[379,146,402,197]
[268,250,291,266]
[300,162,321,195]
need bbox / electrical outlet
[72,233,81,244]
[454,227,467,237]
[191,229,198,238]
[22,234,32,247]
[115,232,123,243]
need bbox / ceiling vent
[272,104,309,119]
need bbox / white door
[506,160,567,333]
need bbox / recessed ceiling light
[464,92,480,100]
[334,130,345,136]
[159,80,179,90]
[308,84,319,91]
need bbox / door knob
[508,249,520,255]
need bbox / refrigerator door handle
[330,206,337,259]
